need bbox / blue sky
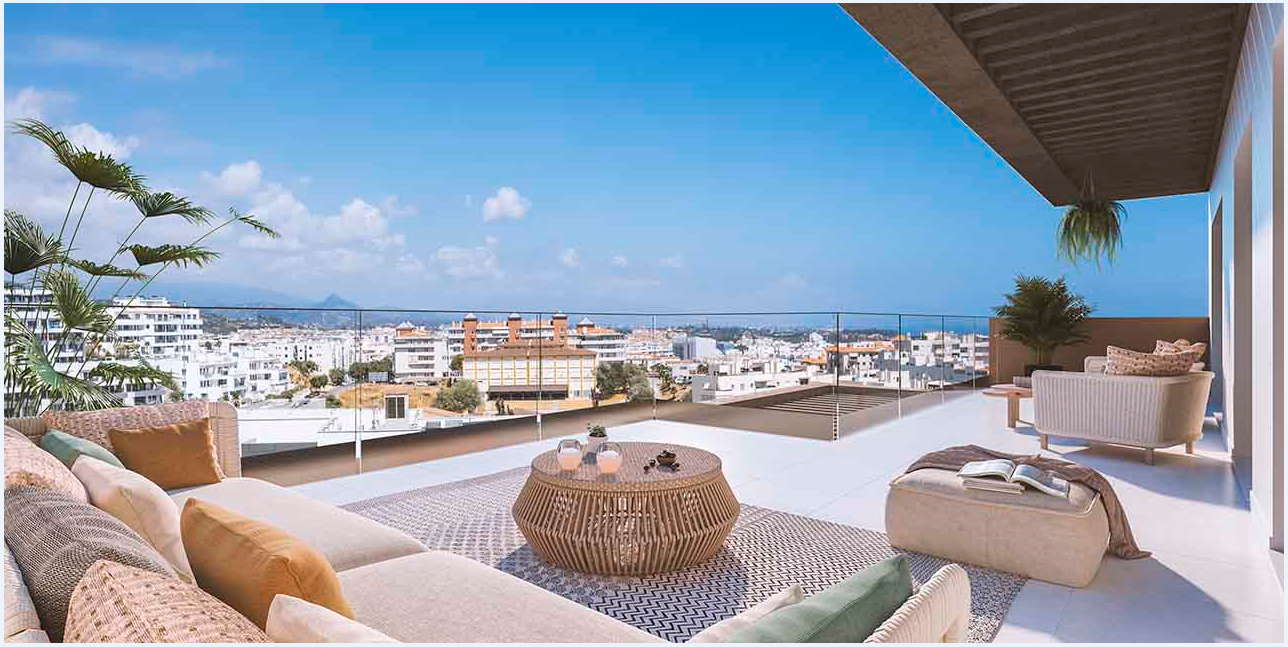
[4,4,1208,316]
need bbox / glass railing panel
[835,313,903,437]
[942,316,989,390]
[652,312,840,441]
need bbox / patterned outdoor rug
[343,467,1026,643]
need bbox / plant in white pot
[993,275,1094,376]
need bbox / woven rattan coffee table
[512,441,739,575]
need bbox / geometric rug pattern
[343,467,1026,642]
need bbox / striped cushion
[40,401,211,453]
[1105,345,1198,377]
[64,561,268,643]
[3,487,176,641]
[3,427,86,502]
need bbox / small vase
[584,435,606,463]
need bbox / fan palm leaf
[68,259,148,281]
[4,210,65,276]
[5,312,121,414]
[132,191,215,224]
[43,269,115,336]
[126,243,219,268]
[9,119,145,195]
[86,360,178,393]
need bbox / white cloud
[35,36,226,80]
[62,122,140,159]
[611,254,629,267]
[659,254,685,268]
[4,87,74,121]
[380,195,418,217]
[434,238,503,281]
[482,186,531,222]
[201,160,262,196]
[777,273,808,290]
[559,248,582,269]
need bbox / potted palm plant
[993,276,1093,375]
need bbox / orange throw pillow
[179,499,354,629]
[107,419,224,490]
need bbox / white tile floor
[295,393,1285,643]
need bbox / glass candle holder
[597,442,623,475]
[556,439,583,471]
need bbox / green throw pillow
[725,555,914,643]
[40,430,124,470]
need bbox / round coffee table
[512,441,739,575]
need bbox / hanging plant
[1057,170,1125,268]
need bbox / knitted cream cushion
[64,561,268,643]
[4,543,42,640]
[4,427,86,502]
[689,585,804,642]
[1105,345,1198,377]
[3,486,176,641]
[40,400,210,453]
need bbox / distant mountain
[315,293,359,310]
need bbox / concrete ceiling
[842,3,1249,205]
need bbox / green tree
[328,368,346,387]
[434,379,481,413]
[308,374,328,391]
[993,275,1094,366]
[652,363,676,399]
[3,120,278,417]
[627,372,654,402]
[449,354,463,373]
[289,359,318,376]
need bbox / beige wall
[988,316,1211,385]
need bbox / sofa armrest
[209,402,242,478]
[865,564,970,643]
[3,417,48,442]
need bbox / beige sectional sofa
[7,402,971,643]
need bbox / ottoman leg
[1185,441,1194,454]
[1144,448,1155,465]
[1007,396,1019,428]
[1040,434,1049,450]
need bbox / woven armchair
[1032,358,1214,465]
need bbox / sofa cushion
[72,456,195,582]
[688,585,803,643]
[4,543,42,640]
[170,478,425,573]
[725,555,914,643]
[109,419,224,490]
[337,551,665,643]
[41,400,211,453]
[1104,345,1198,377]
[64,561,268,643]
[1155,339,1207,356]
[267,595,398,643]
[4,427,87,502]
[3,486,176,641]
[39,429,123,469]
[180,498,354,629]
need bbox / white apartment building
[359,325,397,363]
[691,356,812,403]
[392,322,450,383]
[267,334,357,374]
[447,313,562,355]
[568,318,627,362]
[672,335,720,360]
[157,352,247,403]
[106,296,204,359]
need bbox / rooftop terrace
[291,392,1283,642]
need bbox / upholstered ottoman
[885,468,1109,587]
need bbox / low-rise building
[461,339,596,401]
[392,322,450,383]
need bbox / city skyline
[5,4,1207,316]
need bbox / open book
[958,459,1070,498]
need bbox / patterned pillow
[3,486,176,641]
[65,561,268,643]
[1105,345,1196,377]
[1155,339,1208,357]
[4,427,87,502]
[40,400,210,453]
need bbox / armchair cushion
[1104,345,1199,377]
